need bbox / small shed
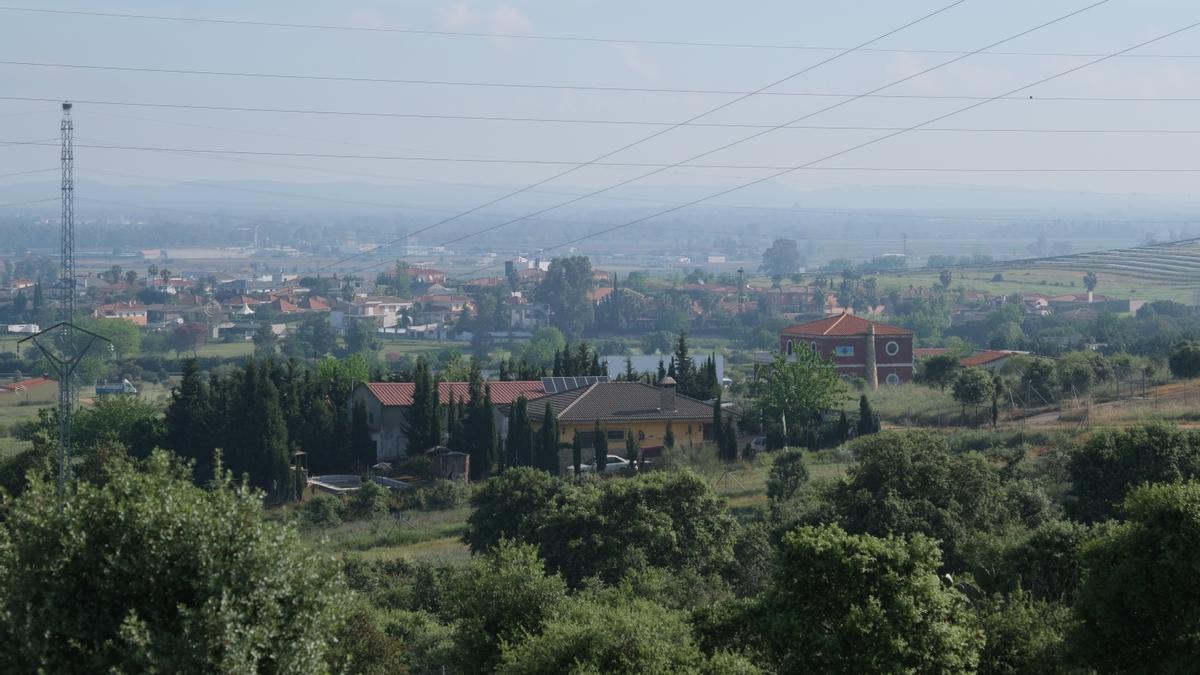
[429,447,470,482]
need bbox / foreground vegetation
[5,419,1200,672]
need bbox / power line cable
[57,145,1200,172]
[450,13,1200,280]
[289,0,975,276]
[8,94,1200,133]
[336,0,1114,278]
[0,197,57,208]
[0,4,1194,59]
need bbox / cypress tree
[406,360,434,451]
[164,358,213,478]
[857,394,877,436]
[721,416,739,462]
[465,363,497,480]
[350,399,374,469]
[836,410,850,445]
[657,359,666,384]
[429,377,442,449]
[625,428,638,468]
[535,401,559,474]
[231,361,291,502]
[594,420,608,473]
[664,422,675,450]
[624,356,636,382]
[506,396,533,468]
[712,391,723,454]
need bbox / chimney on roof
[659,376,677,412]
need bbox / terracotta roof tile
[781,313,912,337]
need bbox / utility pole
[18,102,111,501]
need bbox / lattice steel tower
[60,101,74,323]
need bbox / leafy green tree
[464,467,564,553]
[447,541,568,673]
[1020,358,1058,403]
[498,594,715,674]
[537,470,736,587]
[1072,482,1200,673]
[344,317,381,355]
[1168,340,1200,379]
[939,269,953,290]
[975,590,1071,675]
[952,367,993,421]
[755,525,982,673]
[1056,351,1102,396]
[520,326,566,368]
[766,448,809,506]
[1067,423,1200,522]
[252,321,277,359]
[834,431,1013,571]
[533,256,595,339]
[758,351,844,437]
[0,452,341,673]
[761,238,804,276]
[71,395,164,461]
[919,353,961,391]
[283,313,338,359]
[1082,270,1098,294]
[347,478,389,520]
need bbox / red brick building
[780,313,915,387]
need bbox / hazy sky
[3,0,1200,209]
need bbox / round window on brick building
[886,373,900,386]
[885,341,900,356]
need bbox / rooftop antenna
[19,102,111,501]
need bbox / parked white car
[580,455,632,473]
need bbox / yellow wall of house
[530,418,710,455]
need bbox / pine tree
[594,420,608,473]
[857,394,877,436]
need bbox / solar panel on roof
[540,376,609,394]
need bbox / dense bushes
[467,468,735,587]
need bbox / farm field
[879,238,1200,304]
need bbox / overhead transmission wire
[52,142,1200,172]
[0,4,1196,59]
[10,95,1200,133]
[285,0,974,278]
[337,0,1113,278]
[451,13,1200,281]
